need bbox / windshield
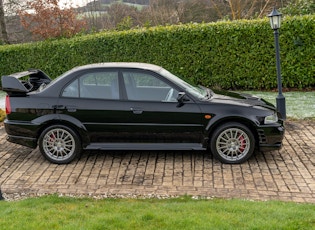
[160,69,210,99]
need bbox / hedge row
[0,15,314,90]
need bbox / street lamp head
[268,8,282,30]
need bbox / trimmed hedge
[0,15,314,90]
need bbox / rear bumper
[4,120,39,148]
[7,134,37,148]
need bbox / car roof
[40,63,166,95]
[71,62,164,73]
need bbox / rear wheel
[210,122,255,164]
[39,125,82,164]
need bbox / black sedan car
[1,63,284,164]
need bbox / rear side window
[62,71,119,99]
[62,79,79,97]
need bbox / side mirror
[177,92,189,107]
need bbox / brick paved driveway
[0,121,314,203]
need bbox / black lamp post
[268,8,286,120]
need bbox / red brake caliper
[49,134,55,144]
[238,135,246,152]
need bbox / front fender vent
[257,129,267,144]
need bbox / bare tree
[209,0,280,20]
[81,0,107,31]
[0,0,9,44]
[107,2,140,28]
[141,0,179,26]
[139,0,279,27]
[175,0,219,23]
[0,0,33,44]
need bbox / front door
[120,69,204,144]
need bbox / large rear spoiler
[1,69,51,95]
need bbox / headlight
[264,113,278,124]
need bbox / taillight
[5,95,11,114]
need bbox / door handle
[130,107,143,114]
[52,105,65,109]
[66,105,77,112]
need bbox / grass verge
[0,195,314,230]
[242,91,315,119]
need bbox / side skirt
[85,143,206,151]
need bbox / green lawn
[242,91,315,119]
[0,90,5,108]
[0,195,314,230]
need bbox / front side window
[160,69,207,99]
[62,71,119,99]
[122,71,178,102]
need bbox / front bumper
[256,122,285,151]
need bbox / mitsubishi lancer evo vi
[1,63,284,164]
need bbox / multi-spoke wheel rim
[42,128,75,161]
[216,128,251,161]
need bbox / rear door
[58,69,132,143]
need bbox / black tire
[210,122,255,164]
[38,125,82,164]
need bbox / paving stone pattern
[0,121,314,203]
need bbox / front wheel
[38,125,82,164]
[210,122,255,164]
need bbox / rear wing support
[1,69,51,94]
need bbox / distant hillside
[85,0,149,7]
[79,0,149,12]
[122,0,149,5]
